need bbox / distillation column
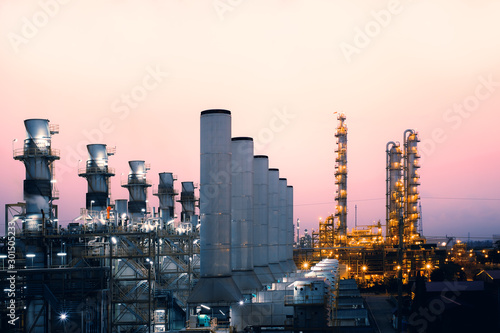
[386,142,403,244]
[334,113,348,241]
[121,160,151,226]
[14,119,60,232]
[404,130,421,241]
[78,144,115,220]
[154,172,177,229]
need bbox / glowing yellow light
[426,264,431,269]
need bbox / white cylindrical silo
[252,155,274,285]
[287,185,296,271]
[267,168,283,279]
[231,137,261,292]
[278,178,289,273]
[188,109,242,305]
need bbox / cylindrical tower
[178,181,197,224]
[78,144,115,217]
[252,155,274,285]
[404,130,421,242]
[121,160,151,225]
[287,185,296,271]
[278,177,289,273]
[230,137,261,292]
[386,141,403,244]
[188,109,242,305]
[334,113,348,242]
[153,172,177,228]
[267,168,283,278]
[14,119,60,232]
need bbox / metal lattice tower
[334,113,348,239]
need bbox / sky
[1,0,499,240]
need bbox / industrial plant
[2,112,499,332]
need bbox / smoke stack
[287,185,296,271]
[278,178,290,273]
[14,119,60,232]
[122,160,151,225]
[78,144,115,217]
[267,168,283,279]
[188,109,242,305]
[252,155,274,285]
[154,172,177,228]
[178,181,197,224]
[230,137,261,292]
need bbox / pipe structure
[267,168,283,279]
[78,144,115,218]
[121,160,151,225]
[115,199,128,228]
[404,130,421,242]
[278,178,289,273]
[287,185,296,271]
[188,109,242,305]
[386,141,403,245]
[178,181,197,224]
[230,137,261,292]
[252,155,274,285]
[14,119,60,232]
[153,173,177,229]
[334,113,348,244]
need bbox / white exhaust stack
[231,137,261,292]
[188,109,242,305]
[14,119,60,232]
[252,156,274,285]
[122,160,151,225]
[178,181,197,224]
[278,177,290,273]
[153,172,176,229]
[267,168,283,279]
[287,185,297,271]
[78,144,115,216]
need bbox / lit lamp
[0,254,7,270]
[26,253,35,267]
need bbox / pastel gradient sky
[1,1,499,239]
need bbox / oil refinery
[1,113,498,332]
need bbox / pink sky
[1,0,499,240]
